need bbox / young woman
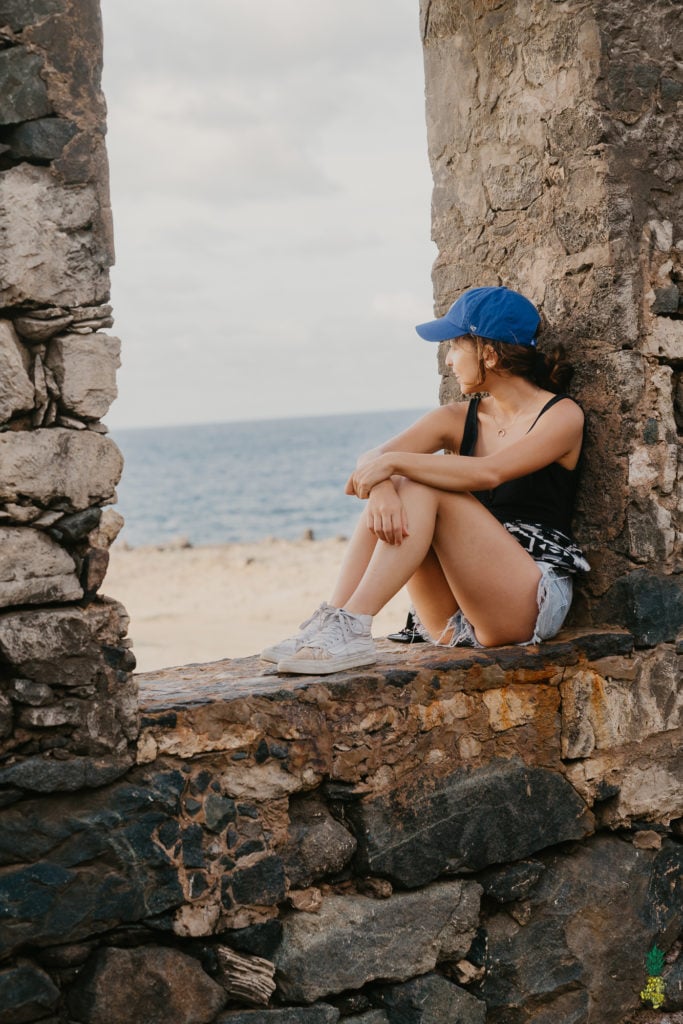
[263,286,589,675]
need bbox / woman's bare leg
[406,547,458,640]
[328,513,379,608]
[343,480,542,646]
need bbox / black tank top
[460,394,580,537]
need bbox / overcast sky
[100,0,438,429]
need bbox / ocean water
[111,408,430,547]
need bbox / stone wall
[0,3,136,808]
[2,634,681,1023]
[421,0,683,641]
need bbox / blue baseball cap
[415,286,540,347]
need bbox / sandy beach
[106,537,411,673]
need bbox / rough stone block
[0,165,109,308]
[283,794,357,888]
[46,333,120,420]
[560,650,682,759]
[0,320,34,424]
[0,428,123,511]
[0,527,82,608]
[217,1009,340,1024]
[67,945,227,1024]
[0,0,61,30]
[0,754,130,793]
[344,759,594,887]
[0,962,60,1022]
[642,317,683,360]
[274,880,481,1003]
[596,570,683,646]
[1,115,78,160]
[0,46,52,124]
[377,973,486,1024]
[481,836,683,1024]
[0,768,187,955]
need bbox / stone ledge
[135,628,682,834]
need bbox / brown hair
[465,334,574,394]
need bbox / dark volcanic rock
[376,973,486,1024]
[274,880,481,1003]
[0,768,186,956]
[0,48,52,125]
[345,759,594,887]
[0,962,60,1023]
[67,945,227,1024]
[478,860,546,903]
[217,1008,340,1024]
[481,835,683,1024]
[1,117,78,160]
[0,0,61,30]
[597,570,683,646]
[283,794,357,887]
[664,952,683,1010]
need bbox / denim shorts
[415,561,573,649]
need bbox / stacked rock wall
[2,636,681,1023]
[0,3,136,812]
[422,0,683,641]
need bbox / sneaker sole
[277,651,377,675]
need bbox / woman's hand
[361,480,409,545]
[345,453,394,500]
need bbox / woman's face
[445,337,484,392]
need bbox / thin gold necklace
[490,398,534,437]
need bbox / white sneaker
[277,608,376,675]
[260,602,334,663]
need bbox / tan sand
[106,537,411,673]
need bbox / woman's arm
[348,400,584,498]
[353,404,467,545]
[354,404,467,468]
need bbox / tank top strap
[526,393,572,433]
[460,397,481,455]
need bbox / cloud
[100,0,437,428]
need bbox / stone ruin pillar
[0,1,137,797]
[421,0,682,646]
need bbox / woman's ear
[482,343,498,370]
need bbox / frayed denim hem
[410,561,573,650]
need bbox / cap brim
[415,317,468,342]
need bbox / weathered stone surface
[46,333,120,419]
[274,880,481,1003]
[217,1009,340,1024]
[0,0,62,30]
[87,508,124,549]
[481,836,683,1024]
[664,954,683,1011]
[560,646,683,759]
[0,428,123,511]
[0,604,122,685]
[283,794,357,888]
[1,116,78,160]
[0,321,33,424]
[343,1014,387,1024]
[0,165,109,307]
[0,46,52,124]
[49,507,102,544]
[0,752,132,794]
[377,974,486,1024]
[596,571,683,647]
[0,527,82,607]
[0,962,60,1023]
[0,768,186,955]
[14,313,75,343]
[478,860,546,904]
[344,760,594,887]
[67,945,227,1024]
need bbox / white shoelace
[307,608,364,651]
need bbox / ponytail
[469,335,574,394]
